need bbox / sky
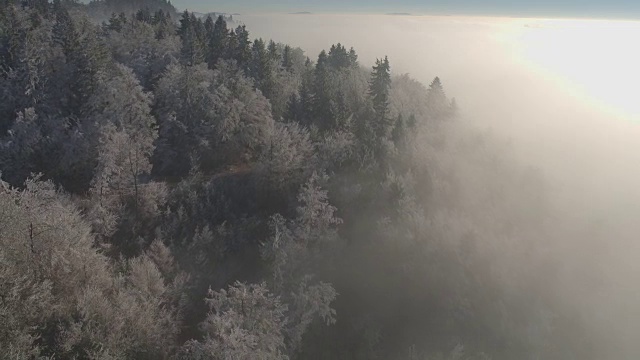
[172,0,640,19]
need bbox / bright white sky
[512,18,640,123]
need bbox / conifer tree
[178,10,205,65]
[282,44,293,71]
[312,50,334,131]
[52,3,110,119]
[369,56,392,138]
[426,76,451,120]
[205,14,228,68]
[229,24,251,70]
[250,38,276,100]
[203,13,213,35]
[268,39,279,62]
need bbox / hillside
[85,0,178,21]
[0,1,590,359]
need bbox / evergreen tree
[107,11,124,31]
[312,50,334,131]
[369,56,392,138]
[205,14,228,68]
[250,38,276,100]
[178,10,204,65]
[134,7,152,23]
[348,46,358,67]
[268,39,279,63]
[229,24,251,70]
[203,13,213,35]
[328,43,351,69]
[282,44,293,71]
[426,76,451,120]
[51,4,110,120]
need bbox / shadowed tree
[205,15,228,69]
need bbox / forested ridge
[0,1,595,359]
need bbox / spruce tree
[178,10,205,65]
[426,76,451,120]
[312,50,335,131]
[205,15,228,68]
[230,24,251,70]
[267,39,279,62]
[369,56,392,138]
[250,38,275,100]
[282,44,293,71]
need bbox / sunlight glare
[512,19,640,123]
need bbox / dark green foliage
[369,56,392,134]
[178,11,206,65]
[86,0,177,22]
[327,43,357,69]
[250,38,276,100]
[229,24,251,69]
[205,15,228,68]
[282,44,294,71]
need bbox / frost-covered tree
[105,11,179,89]
[154,60,275,175]
[256,121,315,190]
[185,282,289,360]
[0,176,183,358]
[88,64,157,205]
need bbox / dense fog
[239,13,640,358]
[2,2,640,359]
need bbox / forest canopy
[0,1,592,359]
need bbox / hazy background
[236,14,640,190]
[172,0,640,19]
[232,13,640,357]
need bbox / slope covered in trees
[0,1,593,359]
[85,0,178,22]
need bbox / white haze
[237,14,640,357]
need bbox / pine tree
[328,43,350,69]
[268,39,279,63]
[178,10,205,65]
[134,8,152,23]
[52,3,110,119]
[203,13,213,35]
[230,24,251,70]
[205,15,228,68]
[369,56,392,138]
[312,50,334,131]
[250,38,276,100]
[348,46,358,67]
[282,44,293,71]
[107,11,124,31]
[52,0,80,57]
[426,76,451,120]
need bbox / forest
[0,0,598,359]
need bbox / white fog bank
[238,13,640,358]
